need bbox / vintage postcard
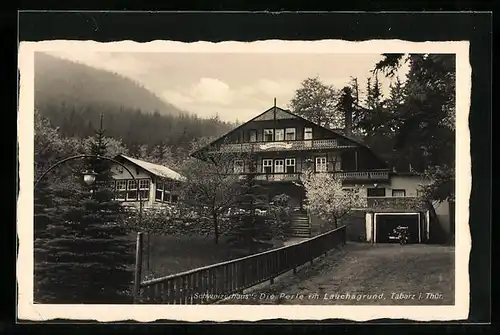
[18,39,471,322]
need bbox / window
[126,180,138,200]
[155,180,179,203]
[275,129,284,141]
[114,179,150,201]
[116,180,127,200]
[315,156,327,172]
[138,179,150,200]
[285,128,296,141]
[392,189,406,197]
[263,159,273,174]
[264,129,274,142]
[285,158,296,174]
[234,160,244,173]
[274,159,284,173]
[163,180,173,203]
[249,130,257,142]
[304,127,313,140]
[367,187,386,197]
[155,181,164,202]
[163,190,171,203]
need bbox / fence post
[146,232,151,271]
[133,232,144,303]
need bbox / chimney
[344,110,353,136]
[340,87,353,136]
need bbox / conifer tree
[228,151,271,248]
[34,114,135,304]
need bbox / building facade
[192,105,453,244]
[110,154,185,209]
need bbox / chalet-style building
[110,154,185,208]
[191,103,454,244]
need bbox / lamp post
[35,154,145,302]
[82,169,98,186]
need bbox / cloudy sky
[47,50,407,122]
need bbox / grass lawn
[219,242,455,305]
[128,234,282,280]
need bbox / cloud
[161,91,194,106]
[189,77,233,105]
[158,77,299,121]
[242,79,299,98]
[44,50,399,122]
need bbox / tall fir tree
[34,114,135,304]
[227,151,271,249]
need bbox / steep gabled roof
[114,154,186,182]
[191,105,378,158]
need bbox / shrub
[268,194,293,239]
[123,204,233,237]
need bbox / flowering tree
[301,169,366,229]
[179,151,243,245]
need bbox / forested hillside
[34,52,235,155]
[35,52,184,117]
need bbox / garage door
[375,214,420,243]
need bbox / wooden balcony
[334,170,390,182]
[238,173,302,182]
[236,170,389,183]
[209,139,355,154]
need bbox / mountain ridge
[34,52,186,117]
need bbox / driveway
[219,242,455,305]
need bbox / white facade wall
[110,162,155,207]
[110,162,178,208]
[346,175,450,219]
[356,174,451,242]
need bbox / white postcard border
[17,39,471,322]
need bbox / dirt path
[219,242,455,305]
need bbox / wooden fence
[133,225,347,304]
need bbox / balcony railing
[236,170,389,183]
[254,173,302,182]
[209,139,355,153]
[333,170,390,181]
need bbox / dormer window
[264,129,274,142]
[304,127,313,140]
[275,129,284,141]
[285,128,296,141]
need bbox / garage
[374,213,421,243]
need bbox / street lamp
[83,170,98,186]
